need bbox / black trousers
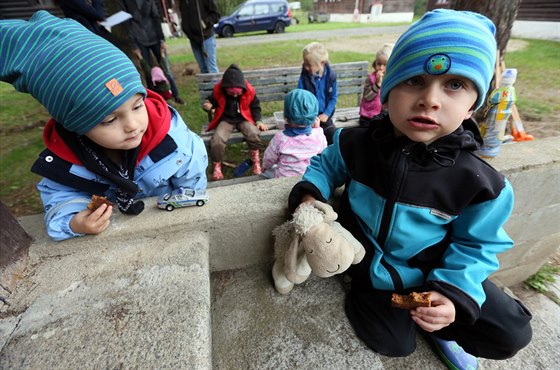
[345,279,533,359]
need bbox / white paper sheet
[100,11,132,28]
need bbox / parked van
[214,0,291,38]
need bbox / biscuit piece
[87,195,114,211]
[391,292,431,309]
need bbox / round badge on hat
[425,54,451,75]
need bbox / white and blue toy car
[157,187,209,211]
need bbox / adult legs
[190,36,219,74]
[202,35,219,73]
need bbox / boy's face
[386,74,477,145]
[303,56,324,76]
[85,94,148,150]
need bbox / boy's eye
[448,79,466,90]
[133,102,144,111]
[100,117,117,126]
[405,76,423,86]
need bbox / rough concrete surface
[0,233,212,369]
[211,264,560,370]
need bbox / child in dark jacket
[298,42,338,145]
[288,10,532,370]
[203,64,268,180]
[0,11,207,241]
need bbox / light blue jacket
[35,107,208,241]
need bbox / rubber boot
[250,149,262,175]
[212,162,224,181]
[430,336,478,370]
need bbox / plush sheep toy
[272,200,366,294]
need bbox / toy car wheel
[222,25,234,38]
[165,204,175,211]
[273,22,285,34]
[196,200,205,207]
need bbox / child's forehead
[405,73,476,85]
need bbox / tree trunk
[451,0,522,121]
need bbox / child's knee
[490,324,532,359]
[344,291,416,357]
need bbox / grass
[525,263,560,304]
[1,26,559,216]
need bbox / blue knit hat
[0,11,146,135]
[284,89,319,126]
[380,9,497,110]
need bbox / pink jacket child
[358,43,393,126]
[263,89,327,178]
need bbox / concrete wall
[18,136,560,287]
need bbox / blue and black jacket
[288,114,514,324]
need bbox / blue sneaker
[430,336,478,370]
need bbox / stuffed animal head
[283,201,365,283]
[300,222,357,277]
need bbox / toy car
[157,187,209,211]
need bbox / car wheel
[165,204,174,211]
[222,25,234,38]
[274,22,285,34]
[196,200,205,207]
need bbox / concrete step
[0,233,212,369]
[210,263,560,369]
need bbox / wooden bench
[196,61,369,146]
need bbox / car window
[238,5,253,17]
[254,4,269,15]
[270,3,285,13]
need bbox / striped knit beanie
[0,11,146,135]
[380,9,497,110]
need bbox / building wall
[314,0,414,16]
[426,0,560,22]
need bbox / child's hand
[256,122,269,131]
[375,70,384,85]
[312,117,321,128]
[70,204,113,236]
[202,100,213,111]
[318,113,328,123]
[409,291,456,332]
[300,194,316,205]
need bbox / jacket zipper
[377,145,411,290]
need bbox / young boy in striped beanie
[287,9,532,369]
[0,11,208,241]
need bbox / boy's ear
[464,104,477,120]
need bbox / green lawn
[1,27,559,216]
